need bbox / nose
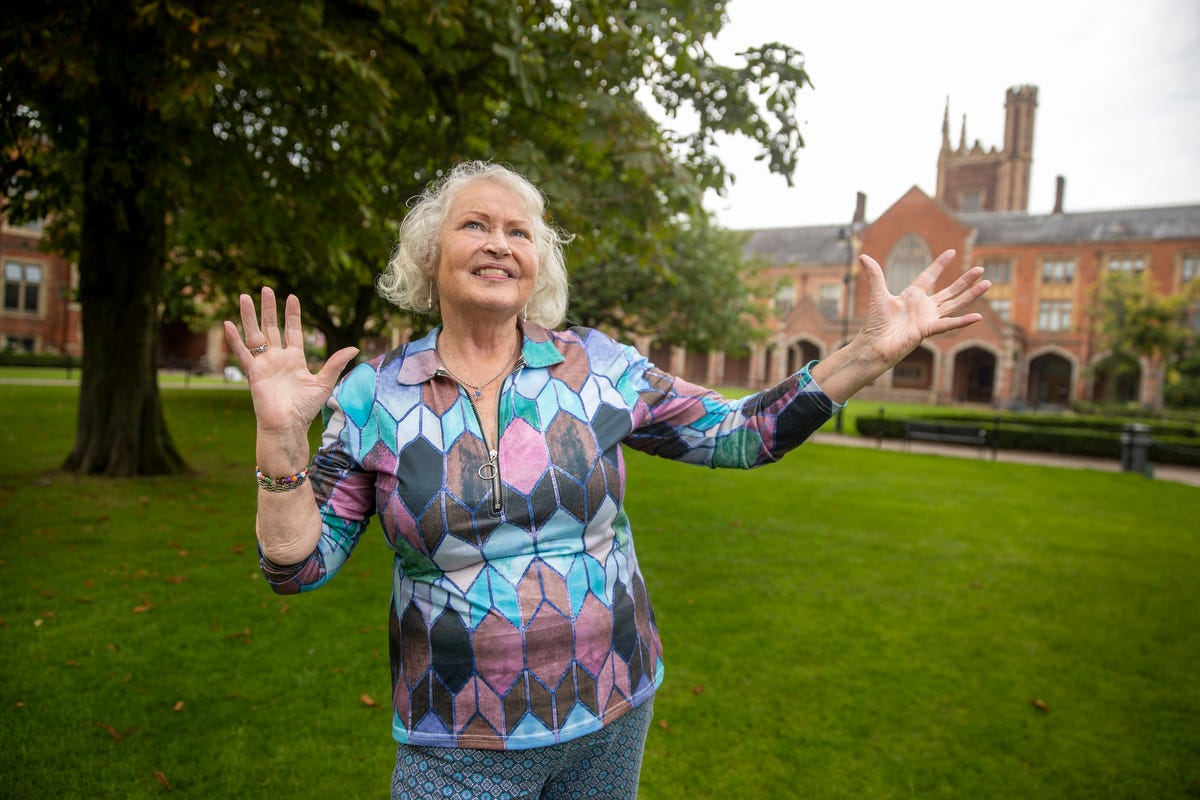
[484,227,511,257]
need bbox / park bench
[903,420,993,458]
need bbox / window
[983,259,1012,284]
[960,191,983,212]
[3,335,35,353]
[773,283,794,318]
[1181,254,1200,283]
[818,283,842,318]
[1107,254,1145,274]
[989,298,1012,321]
[1041,258,1075,283]
[886,233,932,294]
[3,261,42,313]
[1037,300,1072,332]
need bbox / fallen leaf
[692,684,705,695]
[33,618,43,627]
[658,720,669,730]
[230,544,245,555]
[65,660,82,668]
[164,575,187,585]
[154,770,172,790]
[15,701,26,708]
[360,694,379,708]
[172,701,185,712]
[132,604,154,614]
[1031,698,1050,713]
[76,596,94,604]
[99,722,137,740]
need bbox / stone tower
[936,85,1038,212]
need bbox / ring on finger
[249,343,269,355]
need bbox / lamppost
[834,224,859,434]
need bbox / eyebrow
[454,206,532,228]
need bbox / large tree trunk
[62,83,186,476]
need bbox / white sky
[693,0,1200,230]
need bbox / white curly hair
[377,161,571,328]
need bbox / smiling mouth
[473,267,513,278]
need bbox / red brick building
[0,217,80,357]
[648,85,1200,409]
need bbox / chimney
[1053,175,1065,214]
[853,192,867,225]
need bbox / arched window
[885,233,931,295]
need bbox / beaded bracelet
[255,466,309,492]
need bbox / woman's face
[434,180,538,325]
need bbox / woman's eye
[511,229,529,239]
[465,220,484,230]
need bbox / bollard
[1120,423,1153,477]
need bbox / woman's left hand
[856,248,991,368]
[810,249,990,403]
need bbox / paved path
[810,432,1200,489]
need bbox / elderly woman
[224,161,989,798]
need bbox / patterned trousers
[390,700,654,799]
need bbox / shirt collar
[394,320,564,386]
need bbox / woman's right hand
[223,287,360,441]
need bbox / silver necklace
[436,347,516,399]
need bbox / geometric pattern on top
[259,322,838,750]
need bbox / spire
[941,96,951,151]
[959,113,968,152]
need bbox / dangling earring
[522,306,529,323]
[426,282,434,310]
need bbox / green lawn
[1,384,1197,798]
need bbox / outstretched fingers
[911,249,957,293]
[934,266,991,318]
[284,294,305,350]
[259,286,282,346]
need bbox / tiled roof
[961,204,1200,245]
[742,224,854,264]
[742,204,1200,263]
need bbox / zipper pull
[479,449,502,515]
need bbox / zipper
[437,357,525,516]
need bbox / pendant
[474,389,482,398]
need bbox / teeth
[475,268,509,277]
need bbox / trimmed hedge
[856,410,1200,468]
[0,352,79,369]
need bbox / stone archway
[952,347,997,403]
[787,339,821,374]
[892,345,935,390]
[1027,353,1073,409]
[1090,353,1141,404]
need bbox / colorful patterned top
[259,322,840,750]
